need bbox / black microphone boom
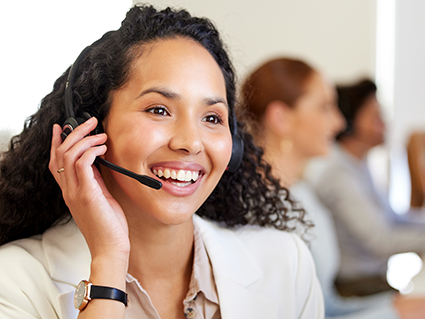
[96,157,162,190]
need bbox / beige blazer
[0,215,323,319]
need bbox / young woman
[241,58,425,319]
[0,5,323,319]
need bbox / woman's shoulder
[0,220,89,318]
[0,234,46,274]
[0,220,82,268]
[194,214,312,269]
[0,235,59,318]
[0,219,90,288]
[193,215,324,318]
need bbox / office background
[1,0,425,210]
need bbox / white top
[291,181,398,319]
[0,214,324,319]
[306,145,425,279]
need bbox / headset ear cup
[227,135,244,173]
[61,117,80,141]
[81,112,91,121]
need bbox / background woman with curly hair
[0,5,322,319]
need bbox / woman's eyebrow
[203,97,228,108]
[137,86,228,107]
[136,87,180,100]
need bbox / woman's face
[290,72,345,158]
[101,38,232,226]
[352,94,385,148]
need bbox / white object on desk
[409,254,425,297]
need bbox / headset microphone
[61,46,162,190]
[96,158,162,190]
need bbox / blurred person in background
[307,79,425,299]
[241,59,425,319]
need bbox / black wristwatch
[74,280,128,311]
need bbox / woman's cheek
[210,134,232,170]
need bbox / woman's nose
[168,117,203,155]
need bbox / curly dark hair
[0,5,307,245]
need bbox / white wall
[144,0,377,82]
[0,0,132,135]
[0,1,377,135]
[0,0,380,137]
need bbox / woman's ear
[264,100,294,137]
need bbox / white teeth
[170,181,192,187]
[177,170,186,181]
[164,169,171,179]
[153,168,200,182]
[192,171,199,181]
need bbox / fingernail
[86,117,96,124]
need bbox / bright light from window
[375,0,396,120]
[0,0,132,135]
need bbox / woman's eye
[147,106,169,116]
[203,114,223,124]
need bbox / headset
[61,46,244,190]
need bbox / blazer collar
[41,220,90,319]
[193,215,278,318]
[42,220,91,286]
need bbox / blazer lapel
[41,220,91,319]
[215,278,278,318]
[194,215,278,319]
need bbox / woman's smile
[150,161,205,196]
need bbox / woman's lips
[150,162,205,196]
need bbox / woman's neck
[126,212,194,314]
[126,213,194,281]
[261,136,307,187]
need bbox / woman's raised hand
[49,118,130,267]
[50,118,128,318]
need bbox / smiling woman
[0,5,323,319]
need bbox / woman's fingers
[49,124,65,185]
[60,116,98,146]
[49,117,107,198]
[74,143,107,194]
[61,133,108,192]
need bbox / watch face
[74,280,87,309]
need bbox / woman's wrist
[89,254,129,291]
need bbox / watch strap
[90,284,128,307]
